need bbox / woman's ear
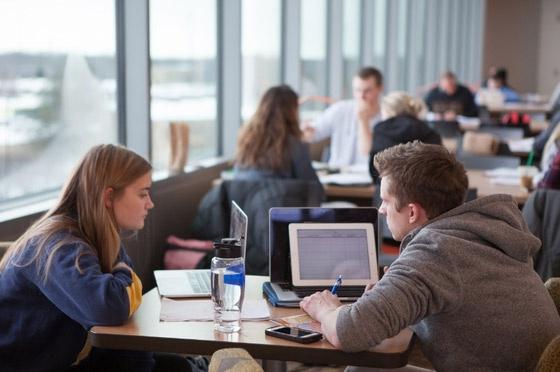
[103,187,114,209]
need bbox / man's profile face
[378,177,414,241]
[352,76,382,107]
[439,76,457,95]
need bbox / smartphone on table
[265,325,322,344]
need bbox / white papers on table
[341,163,369,174]
[507,138,534,153]
[319,173,372,186]
[160,298,270,322]
[489,177,521,186]
[484,166,538,186]
[485,168,520,178]
[485,167,520,186]
[457,116,481,130]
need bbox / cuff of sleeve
[125,271,143,317]
[335,305,357,352]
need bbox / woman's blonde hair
[0,144,152,279]
[541,124,560,169]
[381,91,426,119]
[236,85,301,171]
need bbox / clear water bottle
[211,238,245,333]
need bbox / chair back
[209,348,263,372]
[190,178,325,275]
[523,188,560,281]
[457,154,520,170]
[536,335,560,372]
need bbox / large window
[241,0,281,121]
[299,0,327,117]
[0,0,117,209]
[342,0,362,98]
[150,0,217,171]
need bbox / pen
[331,275,343,295]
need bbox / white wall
[537,0,560,97]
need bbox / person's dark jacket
[533,110,560,157]
[522,188,560,281]
[369,114,442,182]
[190,178,325,275]
[425,84,478,117]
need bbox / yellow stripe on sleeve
[125,270,143,317]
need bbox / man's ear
[103,187,114,209]
[408,202,429,225]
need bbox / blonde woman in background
[534,123,560,189]
[368,91,442,182]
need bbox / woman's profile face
[111,172,154,230]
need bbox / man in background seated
[425,71,478,120]
[487,69,521,103]
[304,67,383,168]
[301,142,560,371]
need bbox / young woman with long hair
[234,85,319,182]
[0,144,155,371]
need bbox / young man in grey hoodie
[301,141,560,372]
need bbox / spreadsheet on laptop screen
[296,228,371,280]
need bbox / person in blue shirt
[0,145,206,371]
[487,70,521,103]
[234,85,320,183]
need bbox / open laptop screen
[289,223,377,287]
[269,207,378,283]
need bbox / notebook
[154,269,212,298]
[287,222,378,297]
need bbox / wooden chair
[169,121,190,174]
[545,278,560,316]
[536,335,560,372]
[209,348,263,372]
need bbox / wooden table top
[89,276,415,368]
[467,169,529,204]
[487,102,550,114]
[322,169,528,205]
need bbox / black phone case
[265,326,322,344]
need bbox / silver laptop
[154,269,211,298]
[154,200,248,298]
[230,200,248,259]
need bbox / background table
[89,276,415,369]
[322,169,529,206]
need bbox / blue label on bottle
[224,264,245,286]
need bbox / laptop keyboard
[292,286,365,298]
[187,271,211,293]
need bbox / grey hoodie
[336,194,560,371]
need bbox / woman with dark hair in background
[234,85,319,182]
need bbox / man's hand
[300,290,343,348]
[364,266,389,292]
[301,120,315,143]
[443,110,457,121]
[357,101,378,123]
[300,290,342,323]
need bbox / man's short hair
[441,71,456,81]
[357,67,383,87]
[374,141,468,219]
